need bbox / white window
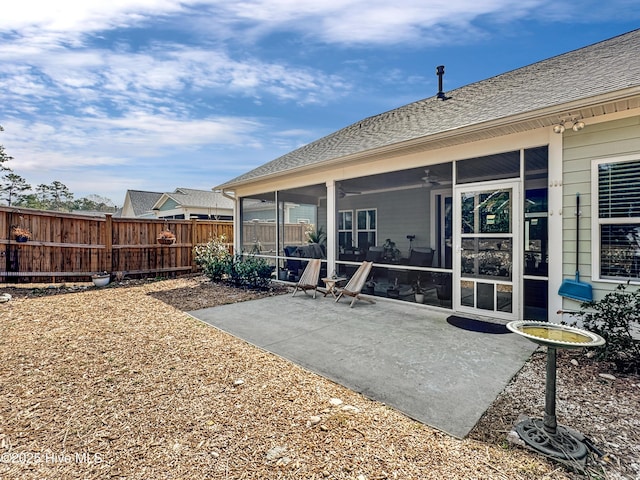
[356,209,377,249]
[338,210,353,250]
[593,156,640,281]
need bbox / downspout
[215,189,239,254]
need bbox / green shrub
[193,236,232,281]
[194,238,273,289]
[228,254,273,289]
[569,283,640,374]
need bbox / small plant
[306,225,326,245]
[381,238,401,262]
[12,226,31,240]
[250,240,262,254]
[193,236,232,281]
[228,254,273,289]
[567,282,640,373]
[414,277,423,294]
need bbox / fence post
[104,213,113,273]
[191,218,198,273]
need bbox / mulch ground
[1,275,637,479]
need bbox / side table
[322,277,346,298]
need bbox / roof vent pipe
[436,65,450,101]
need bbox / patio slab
[188,294,537,438]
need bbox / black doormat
[446,315,510,334]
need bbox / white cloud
[1,0,636,202]
[2,1,636,48]
[6,114,263,169]
[214,0,549,45]
[0,0,184,34]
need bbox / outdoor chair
[402,247,435,285]
[365,246,384,262]
[292,259,322,298]
[403,247,434,267]
[335,261,376,308]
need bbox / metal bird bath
[506,321,605,462]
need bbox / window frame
[355,208,377,249]
[591,154,640,283]
[338,210,353,250]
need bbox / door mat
[446,315,510,334]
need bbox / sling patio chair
[335,261,376,308]
[292,258,322,299]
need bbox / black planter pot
[362,284,374,295]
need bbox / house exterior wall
[121,196,135,217]
[562,114,640,304]
[228,120,638,317]
[161,199,180,210]
[337,187,431,257]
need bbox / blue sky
[1,1,638,206]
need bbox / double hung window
[356,209,377,250]
[338,210,353,250]
[594,156,640,281]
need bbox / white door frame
[453,179,521,321]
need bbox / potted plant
[306,225,326,246]
[92,271,111,287]
[414,278,425,304]
[387,277,400,299]
[429,271,452,305]
[363,279,375,295]
[381,238,401,263]
[12,226,31,242]
[157,230,176,245]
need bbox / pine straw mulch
[0,275,637,479]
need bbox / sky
[1,1,639,207]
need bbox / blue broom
[558,193,593,302]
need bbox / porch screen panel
[241,195,276,254]
[598,159,640,280]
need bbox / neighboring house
[119,190,164,218]
[216,29,640,323]
[242,199,316,224]
[151,188,234,220]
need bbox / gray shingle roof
[219,28,640,189]
[165,188,234,209]
[127,190,164,216]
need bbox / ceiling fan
[421,169,441,186]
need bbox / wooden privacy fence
[0,207,234,283]
[241,221,310,253]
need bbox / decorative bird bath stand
[506,321,605,462]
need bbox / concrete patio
[188,293,537,438]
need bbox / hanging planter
[11,226,31,242]
[157,230,176,245]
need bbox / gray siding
[337,187,431,257]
